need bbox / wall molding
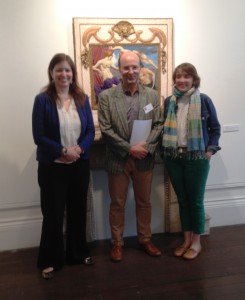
[205,197,245,209]
[0,201,39,211]
[206,182,245,190]
[0,216,42,229]
[205,182,245,208]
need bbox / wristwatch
[62,147,68,157]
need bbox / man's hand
[129,143,148,160]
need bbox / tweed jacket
[98,83,164,175]
[32,92,95,164]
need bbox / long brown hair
[42,53,86,106]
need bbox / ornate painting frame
[73,18,173,132]
[73,18,178,233]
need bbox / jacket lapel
[113,86,129,138]
[138,85,148,120]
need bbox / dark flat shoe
[82,257,95,265]
[42,269,54,280]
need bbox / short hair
[173,62,201,88]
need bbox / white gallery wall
[0,0,244,251]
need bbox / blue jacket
[164,93,221,153]
[32,92,95,163]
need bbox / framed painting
[73,18,173,132]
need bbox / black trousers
[37,159,90,270]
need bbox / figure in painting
[92,49,120,102]
[92,49,119,82]
[133,50,158,70]
[139,67,156,89]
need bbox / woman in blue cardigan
[32,53,95,279]
[162,63,221,260]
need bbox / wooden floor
[0,224,245,300]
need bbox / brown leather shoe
[140,240,162,257]
[110,244,123,262]
[183,247,202,260]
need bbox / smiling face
[174,69,194,92]
[50,60,73,90]
[119,51,140,89]
[173,63,200,91]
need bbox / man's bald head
[118,51,141,69]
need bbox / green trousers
[164,155,210,234]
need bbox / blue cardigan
[32,92,95,163]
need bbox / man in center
[98,51,163,262]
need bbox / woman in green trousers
[162,63,221,259]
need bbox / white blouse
[55,98,81,163]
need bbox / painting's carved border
[80,21,167,74]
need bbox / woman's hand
[74,145,84,155]
[65,146,80,162]
[205,151,213,160]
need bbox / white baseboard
[0,217,41,252]
[205,182,245,227]
[205,199,245,227]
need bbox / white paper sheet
[130,119,152,146]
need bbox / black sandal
[42,268,54,280]
[82,257,94,265]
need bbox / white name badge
[143,103,153,114]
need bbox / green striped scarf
[162,87,205,158]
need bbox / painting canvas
[90,43,160,107]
